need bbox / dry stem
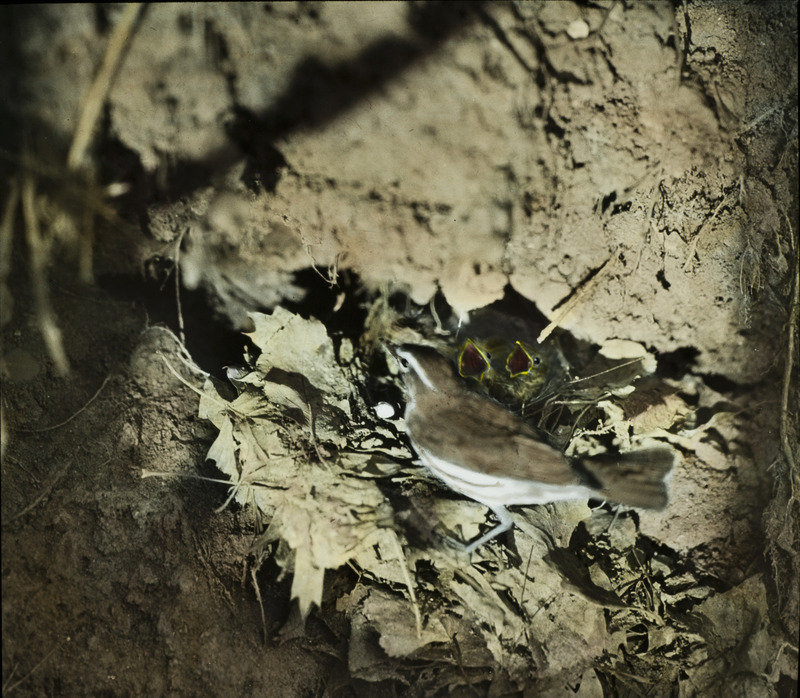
[67,3,142,170]
[537,251,617,344]
[780,214,799,492]
[21,173,70,376]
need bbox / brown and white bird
[388,344,674,552]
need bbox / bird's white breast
[417,446,596,508]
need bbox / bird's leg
[605,503,624,532]
[447,505,513,554]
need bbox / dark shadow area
[96,271,250,380]
[281,268,371,344]
[96,265,375,381]
[658,347,700,379]
[1,2,485,218]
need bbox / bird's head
[385,343,460,397]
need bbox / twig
[780,213,799,486]
[141,470,246,487]
[192,536,236,613]
[387,530,422,640]
[78,168,96,283]
[3,470,67,524]
[67,3,142,170]
[21,172,70,376]
[564,394,609,447]
[566,358,645,386]
[682,190,731,273]
[174,228,187,345]
[429,297,450,336]
[0,181,19,456]
[738,101,788,137]
[157,352,247,420]
[448,632,481,698]
[537,252,616,344]
[157,353,205,397]
[147,462,245,517]
[518,540,536,615]
[0,179,18,286]
[2,640,64,694]
[298,377,329,464]
[143,326,206,376]
[14,376,112,433]
[251,567,269,645]
[3,459,108,525]
[305,247,343,288]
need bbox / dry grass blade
[20,172,69,376]
[1,641,64,695]
[537,251,617,344]
[67,3,143,171]
[14,375,112,433]
[387,529,422,641]
[0,180,18,297]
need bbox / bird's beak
[381,343,402,371]
[382,342,399,360]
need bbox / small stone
[567,20,590,40]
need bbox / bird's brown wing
[407,389,576,485]
[502,430,576,484]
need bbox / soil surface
[1,3,798,697]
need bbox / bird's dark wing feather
[407,389,576,485]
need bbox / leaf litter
[193,302,793,694]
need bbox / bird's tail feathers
[576,448,675,510]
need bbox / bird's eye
[399,357,409,369]
[532,356,541,366]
